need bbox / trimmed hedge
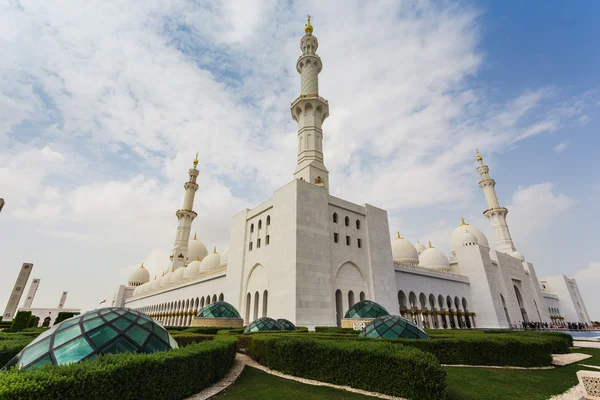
[0,338,237,400]
[170,333,215,347]
[9,311,31,332]
[0,340,32,368]
[314,326,357,334]
[54,312,77,325]
[248,336,447,400]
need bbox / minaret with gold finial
[476,149,516,254]
[170,153,200,269]
[292,15,330,189]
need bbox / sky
[1,0,599,320]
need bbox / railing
[394,261,470,281]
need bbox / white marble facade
[119,18,591,330]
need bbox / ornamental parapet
[176,209,198,217]
[291,94,329,105]
[482,206,508,215]
[394,261,470,283]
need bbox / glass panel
[83,312,99,321]
[83,317,105,332]
[168,335,178,349]
[27,324,59,346]
[144,335,168,353]
[125,325,150,346]
[53,337,93,365]
[123,313,138,322]
[25,354,53,370]
[57,317,81,331]
[18,337,51,368]
[114,309,126,315]
[100,337,138,355]
[53,324,82,348]
[139,318,153,330]
[139,313,152,320]
[88,325,118,348]
[103,312,119,322]
[100,308,111,315]
[112,317,133,332]
[153,326,169,343]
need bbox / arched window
[360,291,366,301]
[245,293,251,323]
[253,291,260,321]
[262,290,268,317]
[219,293,224,302]
[335,290,343,327]
[267,215,271,226]
[348,290,355,308]
[212,294,217,303]
[356,219,360,229]
[333,213,338,223]
[250,223,254,233]
[345,216,350,226]
[258,220,262,230]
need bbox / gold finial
[196,254,200,261]
[171,266,174,272]
[428,240,433,248]
[460,217,467,226]
[397,231,402,239]
[304,15,313,34]
[153,275,156,280]
[193,152,199,167]
[213,246,217,254]
[193,232,197,240]
[476,148,483,163]
[139,262,144,268]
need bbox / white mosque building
[114,18,591,330]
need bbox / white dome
[187,233,209,262]
[511,251,525,261]
[151,275,161,290]
[419,243,450,270]
[184,260,202,278]
[128,263,150,286]
[461,230,478,246]
[414,241,427,254]
[199,248,220,271]
[451,219,489,251]
[160,270,173,287]
[133,286,141,296]
[220,247,229,267]
[391,233,419,264]
[171,266,185,283]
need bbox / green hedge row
[0,338,237,400]
[170,333,215,347]
[0,340,33,368]
[314,326,357,334]
[248,336,447,400]
[9,311,32,332]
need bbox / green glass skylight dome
[195,301,241,319]
[2,307,177,371]
[243,317,284,333]
[359,315,429,339]
[344,300,389,319]
[276,318,296,331]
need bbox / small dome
[128,263,150,286]
[359,315,429,339]
[195,302,241,319]
[199,248,220,271]
[141,282,151,294]
[244,317,285,333]
[451,219,489,251]
[133,286,141,296]
[187,233,209,262]
[171,266,185,283]
[419,243,450,270]
[277,319,297,331]
[160,270,172,287]
[511,251,525,261]
[391,233,419,264]
[2,308,177,371]
[344,300,389,319]
[151,275,161,290]
[184,260,202,279]
[461,230,478,246]
[414,241,427,254]
[220,247,229,267]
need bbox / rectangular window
[346,235,351,246]
[334,233,339,243]
[257,238,261,248]
[249,242,253,251]
[16,287,21,291]
[266,235,270,245]
[357,238,362,248]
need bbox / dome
[195,302,241,319]
[419,243,450,270]
[344,300,389,319]
[461,230,478,246]
[133,286,141,296]
[140,282,151,294]
[511,251,525,261]
[199,248,220,271]
[391,233,419,264]
[160,270,172,287]
[184,260,202,279]
[451,219,489,250]
[277,319,297,331]
[171,266,185,283]
[128,263,150,286]
[2,308,177,371]
[359,315,429,340]
[220,247,229,267]
[151,275,161,290]
[243,317,285,333]
[187,233,208,262]
[414,241,427,255]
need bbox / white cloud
[553,142,568,153]
[574,262,600,320]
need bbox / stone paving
[547,384,585,400]
[575,340,600,349]
[185,355,246,400]
[552,353,592,366]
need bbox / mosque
[114,17,591,330]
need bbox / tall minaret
[292,16,330,190]
[170,154,200,269]
[476,149,516,254]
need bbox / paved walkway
[574,340,600,349]
[185,355,246,400]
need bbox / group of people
[512,321,593,331]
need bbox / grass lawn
[446,347,600,400]
[214,366,379,400]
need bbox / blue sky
[0,0,598,319]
